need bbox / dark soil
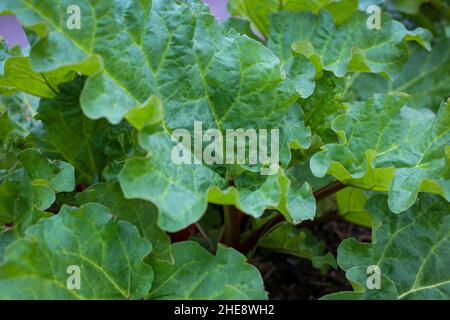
[252,220,371,300]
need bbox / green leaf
[222,17,260,41]
[0,149,75,231]
[0,92,40,134]
[1,57,76,98]
[0,230,17,263]
[30,78,111,183]
[147,241,267,299]
[0,40,9,75]
[350,36,450,112]
[323,194,450,299]
[301,73,346,144]
[267,10,431,80]
[311,94,449,213]
[0,38,23,77]
[75,181,171,260]
[1,0,299,134]
[119,128,227,232]
[259,222,337,271]
[119,121,314,231]
[18,149,74,193]
[228,0,358,37]
[124,96,163,131]
[0,203,153,299]
[391,38,450,110]
[284,53,317,99]
[336,187,372,228]
[358,0,385,10]
[209,168,316,224]
[0,112,14,142]
[227,0,278,37]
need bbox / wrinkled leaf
[311,95,449,213]
[324,194,450,299]
[0,203,153,299]
[75,181,171,260]
[148,241,267,299]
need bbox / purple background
[0,15,29,48]
[0,0,230,48]
[203,0,230,20]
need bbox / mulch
[252,219,371,300]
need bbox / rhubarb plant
[0,0,448,300]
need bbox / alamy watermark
[366,5,382,30]
[66,5,81,30]
[170,121,280,176]
[66,265,81,290]
[366,265,381,290]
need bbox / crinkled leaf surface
[0,0,448,302]
[391,38,450,109]
[75,181,171,260]
[147,241,267,300]
[2,0,318,232]
[228,0,358,37]
[119,128,227,232]
[324,194,450,299]
[209,168,316,224]
[267,10,431,80]
[0,203,153,299]
[0,148,74,232]
[0,0,300,138]
[351,37,450,112]
[301,74,346,144]
[30,79,110,183]
[311,94,449,213]
[120,126,315,232]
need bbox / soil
[252,220,372,300]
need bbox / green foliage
[148,241,267,299]
[0,0,448,300]
[323,194,450,299]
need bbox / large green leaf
[120,126,315,232]
[228,0,358,37]
[0,0,299,136]
[75,181,171,260]
[119,128,228,232]
[209,168,316,224]
[323,194,450,299]
[350,37,450,112]
[147,241,267,299]
[311,94,449,213]
[0,203,153,299]
[267,10,431,80]
[30,78,111,183]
